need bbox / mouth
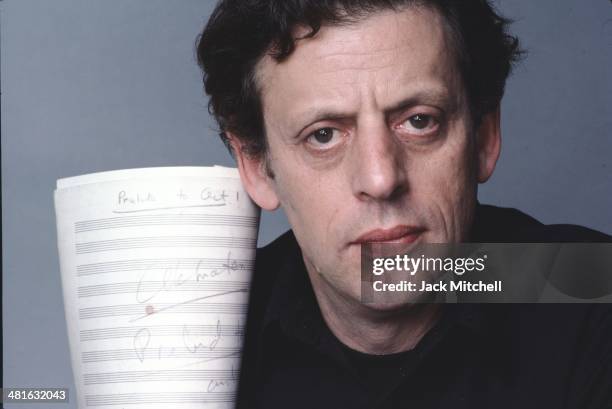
[351,225,426,245]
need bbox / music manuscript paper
[55,167,259,408]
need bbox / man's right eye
[306,127,343,149]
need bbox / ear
[476,108,502,183]
[228,133,280,210]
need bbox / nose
[349,119,408,202]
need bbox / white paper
[55,166,259,408]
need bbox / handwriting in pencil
[113,186,231,214]
[196,251,251,281]
[136,260,186,304]
[112,203,227,214]
[200,188,229,204]
[117,191,156,206]
[180,349,242,368]
[129,288,247,323]
[207,379,230,393]
[182,319,223,354]
[209,319,223,351]
[133,328,151,363]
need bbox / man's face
[237,7,499,305]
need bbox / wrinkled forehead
[253,6,465,134]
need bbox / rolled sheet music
[54,166,259,409]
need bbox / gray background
[1,0,610,407]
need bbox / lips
[352,225,425,244]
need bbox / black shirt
[236,204,612,409]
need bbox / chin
[360,296,428,314]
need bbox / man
[197,1,611,408]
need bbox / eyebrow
[382,89,455,116]
[294,110,353,133]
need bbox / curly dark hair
[197,0,523,159]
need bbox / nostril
[353,162,409,202]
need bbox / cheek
[411,135,477,235]
[266,135,350,248]
[276,179,347,274]
[272,166,341,239]
[415,140,474,197]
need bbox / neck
[307,267,442,354]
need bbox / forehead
[255,6,462,133]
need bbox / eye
[398,113,439,136]
[408,114,432,129]
[306,127,343,149]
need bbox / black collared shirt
[236,204,612,409]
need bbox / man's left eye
[311,128,336,144]
[399,113,439,134]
